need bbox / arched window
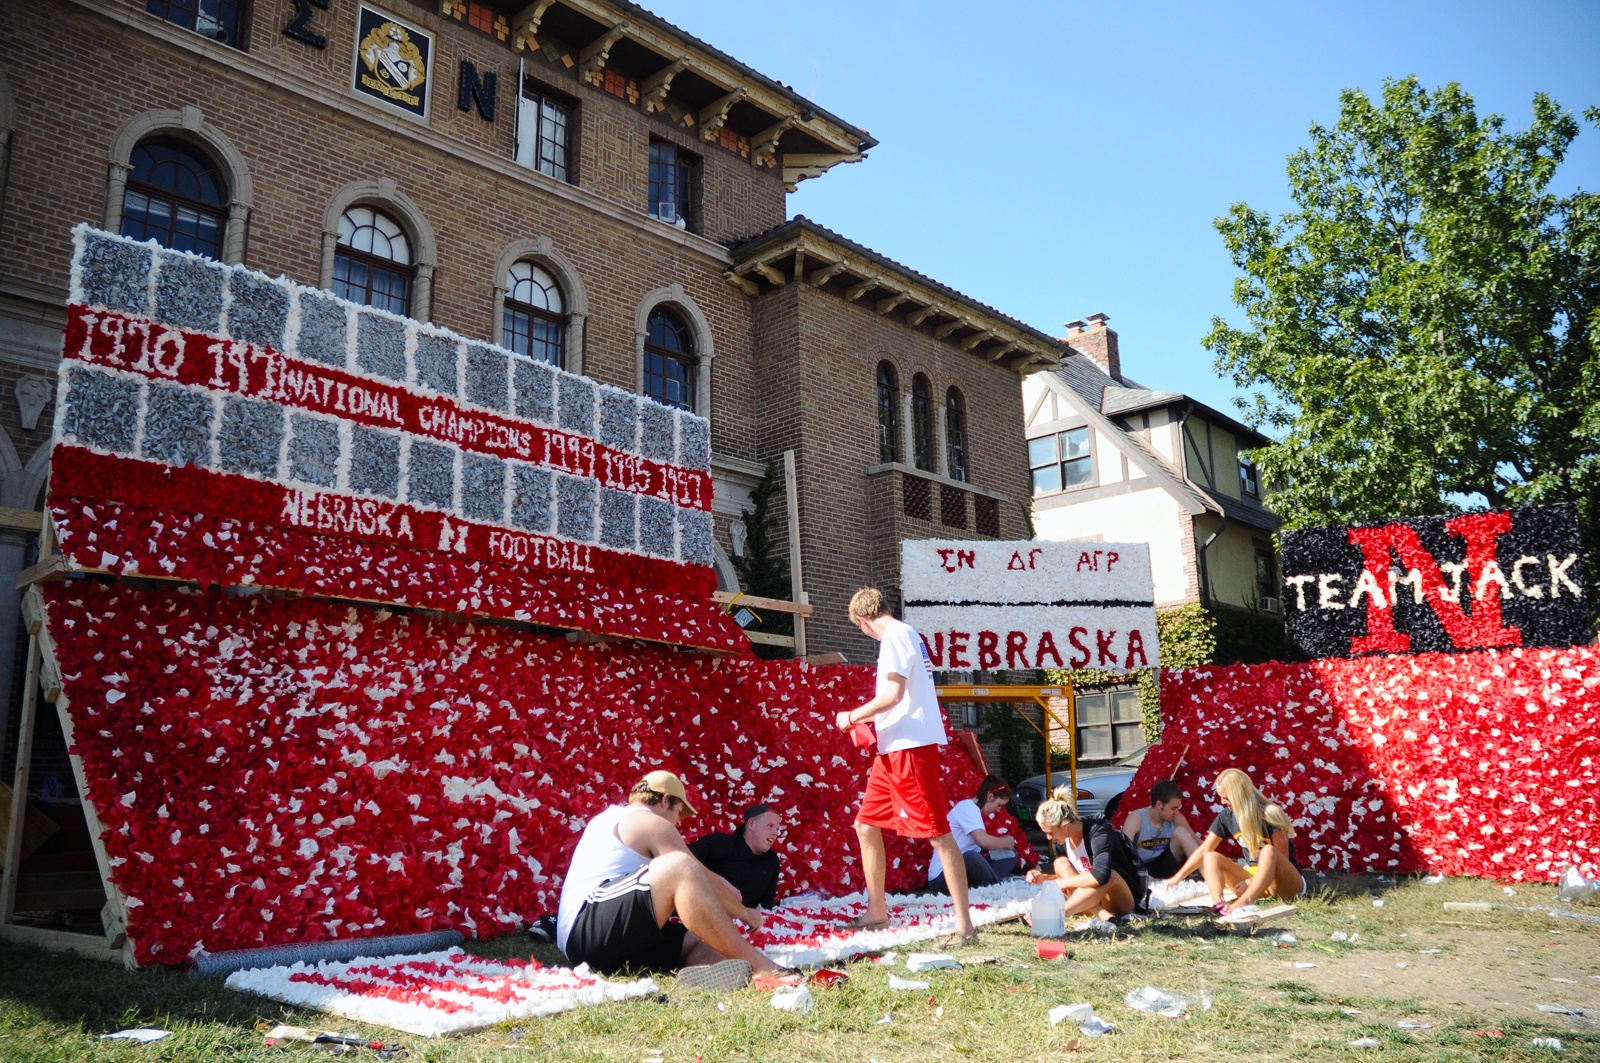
[119,137,227,258]
[333,207,413,316]
[644,308,695,411]
[911,373,934,472]
[876,361,900,464]
[502,261,565,366]
[945,386,968,482]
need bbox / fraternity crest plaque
[353,6,432,118]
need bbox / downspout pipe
[1177,400,1227,604]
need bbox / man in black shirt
[688,804,784,909]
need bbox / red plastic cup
[1036,940,1066,959]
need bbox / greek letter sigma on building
[901,539,1161,673]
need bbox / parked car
[1013,747,1148,827]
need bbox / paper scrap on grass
[753,879,1036,968]
[226,949,657,1037]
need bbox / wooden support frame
[936,683,1077,857]
[1,512,137,964]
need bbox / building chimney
[1063,313,1120,381]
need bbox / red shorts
[855,745,951,839]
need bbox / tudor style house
[1022,315,1285,762]
[0,0,1076,783]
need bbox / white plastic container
[1031,880,1065,937]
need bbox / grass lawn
[1,874,1596,1062]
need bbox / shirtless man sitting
[555,770,791,990]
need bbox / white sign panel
[901,540,1160,673]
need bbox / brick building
[0,0,1072,762]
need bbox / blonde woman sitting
[1163,768,1304,913]
[1023,787,1142,921]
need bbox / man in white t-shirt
[833,588,976,945]
[927,774,1020,894]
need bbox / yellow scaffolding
[935,683,1078,857]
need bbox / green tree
[1207,78,1600,583]
[732,462,792,653]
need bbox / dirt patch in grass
[3,874,1597,1061]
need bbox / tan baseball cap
[643,769,697,816]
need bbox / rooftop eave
[550,0,874,158]
[728,224,1064,374]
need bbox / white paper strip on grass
[759,879,1036,968]
[225,949,657,1037]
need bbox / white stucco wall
[1033,487,1193,607]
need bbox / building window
[1240,459,1259,498]
[1076,688,1145,760]
[945,386,968,482]
[333,206,413,316]
[644,307,695,411]
[503,261,565,367]
[1256,548,1278,607]
[119,138,228,259]
[1029,427,1092,494]
[516,86,572,182]
[648,141,696,230]
[146,0,243,48]
[876,362,900,464]
[911,374,934,472]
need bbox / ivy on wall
[1040,602,1283,745]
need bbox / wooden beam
[744,630,796,648]
[508,0,555,51]
[961,329,994,351]
[722,271,760,297]
[0,923,129,965]
[753,261,786,286]
[640,57,689,114]
[844,277,878,301]
[0,636,40,924]
[783,450,806,657]
[986,341,1020,362]
[751,116,799,168]
[800,651,847,666]
[697,87,747,141]
[0,507,41,532]
[15,554,66,590]
[876,292,910,315]
[577,22,630,79]
[934,320,967,339]
[807,260,847,286]
[711,591,815,617]
[905,305,941,327]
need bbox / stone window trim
[319,178,438,321]
[491,236,588,375]
[103,105,254,264]
[633,283,714,421]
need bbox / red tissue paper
[45,582,1031,965]
[1120,648,1600,881]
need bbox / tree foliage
[732,462,792,649]
[1207,78,1600,556]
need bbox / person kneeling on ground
[1162,767,1304,913]
[1025,787,1142,921]
[1123,779,1204,882]
[688,803,784,910]
[555,770,792,990]
[927,774,1020,895]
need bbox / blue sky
[647,0,1600,419]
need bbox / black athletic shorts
[563,866,688,975]
[1142,848,1181,881]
